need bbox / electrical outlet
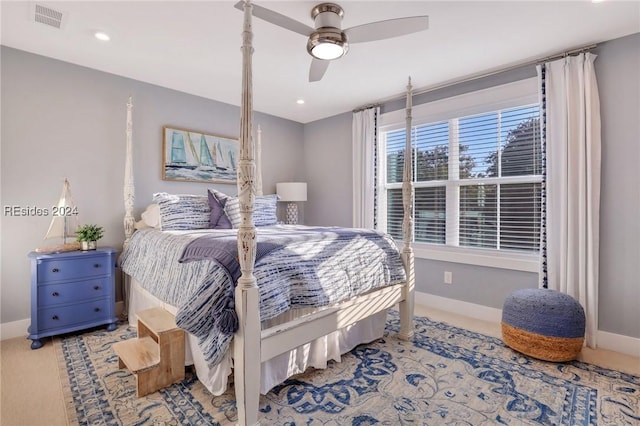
[444,271,453,284]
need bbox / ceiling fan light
[307,29,348,60]
[312,42,344,60]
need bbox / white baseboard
[415,291,503,324]
[1,318,30,341]
[1,301,126,341]
[597,330,640,358]
[414,291,640,358]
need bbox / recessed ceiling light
[296,99,305,105]
[94,31,110,41]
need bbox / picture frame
[162,126,238,184]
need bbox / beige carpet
[1,335,68,426]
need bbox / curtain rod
[352,103,381,114]
[353,43,597,113]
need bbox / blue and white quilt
[119,225,406,366]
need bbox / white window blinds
[381,103,542,253]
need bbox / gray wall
[594,33,640,338]
[0,47,304,324]
[303,33,640,339]
[303,112,353,227]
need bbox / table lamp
[276,182,307,224]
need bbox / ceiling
[1,1,639,124]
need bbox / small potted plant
[76,224,104,251]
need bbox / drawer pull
[93,285,101,291]
[52,291,59,297]
[52,315,59,320]
[51,268,59,273]
[94,264,102,268]
[94,307,101,312]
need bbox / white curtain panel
[542,53,601,348]
[352,107,379,228]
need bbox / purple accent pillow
[208,189,233,229]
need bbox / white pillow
[140,204,161,228]
[134,219,150,230]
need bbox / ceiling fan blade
[345,16,429,43]
[309,58,330,82]
[234,1,314,37]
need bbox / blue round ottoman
[501,288,585,362]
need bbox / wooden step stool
[113,307,185,397]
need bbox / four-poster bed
[119,1,415,424]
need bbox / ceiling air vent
[32,3,67,29]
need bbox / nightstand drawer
[38,298,111,330]
[37,278,111,307]
[37,256,112,283]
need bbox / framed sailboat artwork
[162,126,238,184]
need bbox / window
[379,79,542,269]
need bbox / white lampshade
[276,182,307,202]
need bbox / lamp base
[285,203,298,225]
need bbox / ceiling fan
[234,2,429,82]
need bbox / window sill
[409,243,540,273]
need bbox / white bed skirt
[127,278,387,395]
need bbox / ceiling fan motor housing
[311,3,344,28]
[307,3,348,59]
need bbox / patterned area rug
[55,312,640,425]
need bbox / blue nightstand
[27,248,118,349]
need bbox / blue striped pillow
[153,193,211,230]
[224,194,279,228]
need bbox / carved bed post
[123,96,135,248]
[234,1,261,425]
[399,77,415,341]
[122,96,135,319]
